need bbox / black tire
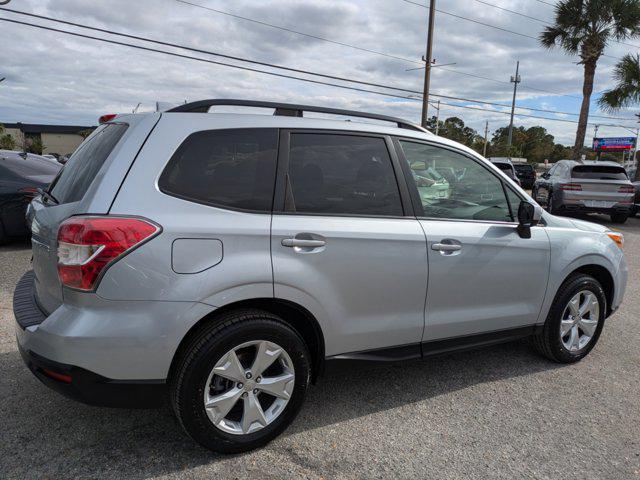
[547,192,556,214]
[610,212,628,223]
[0,220,6,245]
[170,309,310,453]
[532,273,606,363]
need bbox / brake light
[618,185,635,194]
[57,216,160,291]
[19,187,39,201]
[98,113,117,124]
[560,183,582,191]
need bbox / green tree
[540,0,640,159]
[0,124,16,150]
[598,53,640,111]
[78,128,94,139]
[26,136,43,155]
[433,116,482,149]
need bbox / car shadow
[0,340,562,478]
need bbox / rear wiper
[37,187,59,205]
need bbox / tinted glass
[50,123,127,203]
[287,133,402,216]
[0,153,60,178]
[159,128,278,212]
[514,164,534,173]
[493,162,516,179]
[505,186,522,218]
[571,165,628,180]
[399,141,512,222]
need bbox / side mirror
[541,172,550,179]
[516,200,542,238]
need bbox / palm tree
[599,53,640,111]
[540,0,640,159]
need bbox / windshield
[571,165,628,180]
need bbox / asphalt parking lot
[1,214,639,480]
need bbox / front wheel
[532,273,606,363]
[170,310,311,453]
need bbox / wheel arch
[569,264,615,317]
[168,298,326,384]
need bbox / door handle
[431,243,462,252]
[282,238,326,248]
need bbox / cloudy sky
[1,0,639,145]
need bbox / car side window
[286,133,403,216]
[398,140,512,222]
[159,128,279,212]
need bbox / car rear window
[49,123,128,203]
[514,164,534,173]
[158,128,278,212]
[571,165,628,180]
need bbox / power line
[1,8,633,122]
[172,0,606,100]
[399,0,618,59]
[174,0,420,65]
[174,0,590,101]
[426,66,582,99]
[474,0,640,49]
[0,16,634,129]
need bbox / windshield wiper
[37,187,59,205]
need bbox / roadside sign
[592,137,636,151]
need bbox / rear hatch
[29,122,130,313]
[568,164,632,200]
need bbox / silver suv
[533,159,635,223]
[13,100,627,453]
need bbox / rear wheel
[532,273,605,363]
[610,212,628,223]
[170,309,310,453]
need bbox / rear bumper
[559,203,632,215]
[18,343,167,408]
[13,270,215,406]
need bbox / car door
[271,130,428,357]
[394,138,550,345]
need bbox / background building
[2,123,94,156]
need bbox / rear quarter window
[50,123,128,203]
[158,128,279,212]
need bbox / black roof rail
[166,99,428,133]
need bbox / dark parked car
[489,158,522,186]
[514,163,536,189]
[0,150,61,243]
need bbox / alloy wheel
[560,290,600,352]
[203,340,295,435]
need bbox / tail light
[560,183,582,191]
[57,216,160,291]
[618,185,635,194]
[19,186,40,201]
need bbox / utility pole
[593,124,600,161]
[507,60,521,148]
[483,121,489,157]
[420,0,436,128]
[434,100,441,135]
